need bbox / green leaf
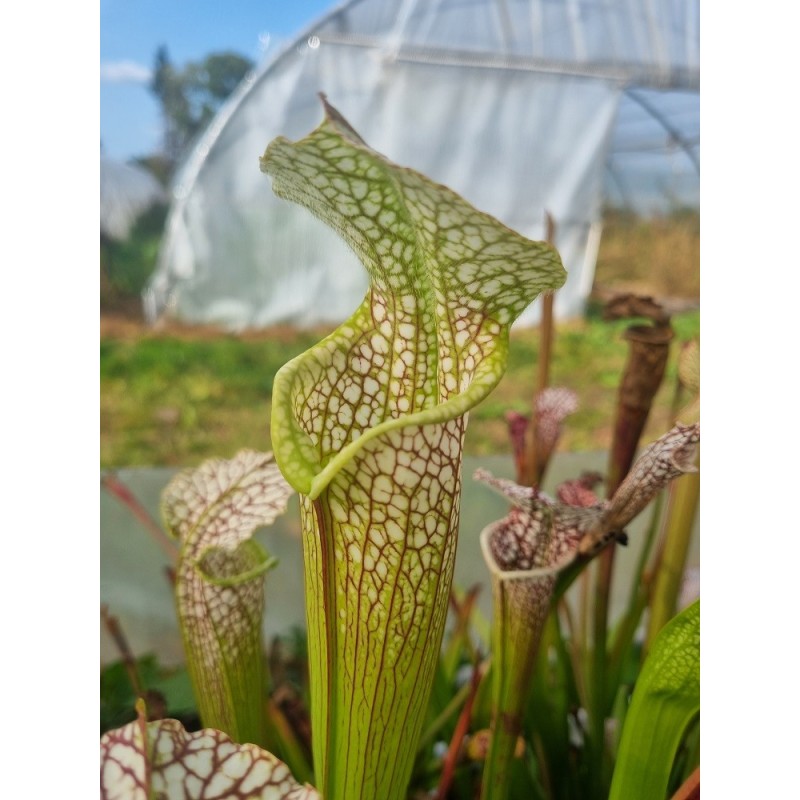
[261,99,565,800]
[608,600,700,800]
[100,705,320,799]
[161,450,293,747]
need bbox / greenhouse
[145,0,699,329]
[101,156,166,242]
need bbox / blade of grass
[645,464,700,653]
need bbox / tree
[150,46,254,170]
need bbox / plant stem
[441,586,482,681]
[264,696,314,786]
[434,661,486,800]
[645,457,700,654]
[480,574,553,800]
[591,307,673,789]
[101,605,145,698]
[605,492,664,706]
[531,734,554,800]
[558,599,587,709]
[416,677,476,756]
[670,767,700,800]
[523,213,557,488]
[101,472,178,562]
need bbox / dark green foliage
[100,654,197,735]
[150,46,254,167]
[100,333,320,397]
[608,601,700,800]
[101,202,168,304]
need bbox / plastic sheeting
[101,157,165,241]
[146,0,699,330]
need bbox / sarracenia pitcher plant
[476,422,700,800]
[161,450,294,748]
[261,97,565,800]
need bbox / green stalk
[557,599,587,709]
[264,697,315,786]
[645,339,700,653]
[415,675,476,755]
[645,462,700,652]
[533,607,584,799]
[604,491,664,710]
[434,660,486,800]
[440,586,482,683]
[481,553,555,800]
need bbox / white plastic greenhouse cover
[146,0,699,330]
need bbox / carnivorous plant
[100,99,700,800]
[260,97,565,800]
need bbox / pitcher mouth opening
[479,520,573,582]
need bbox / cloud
[100,60,152,84]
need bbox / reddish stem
[101,605,144,697]
[449,585,481,633]
[522,212,557,488]
[101,472,178,561]
[434,660,487,800]
[670,766,700,800]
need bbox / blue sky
[100,0,336,161]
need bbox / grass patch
[100,311,699,467]
[101,210,699,466]
[593,209,700,299]
[101,333,321,466]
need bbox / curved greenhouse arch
[147,0,699,330]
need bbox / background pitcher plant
[162,450,294,748]
[475,422,700,800]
